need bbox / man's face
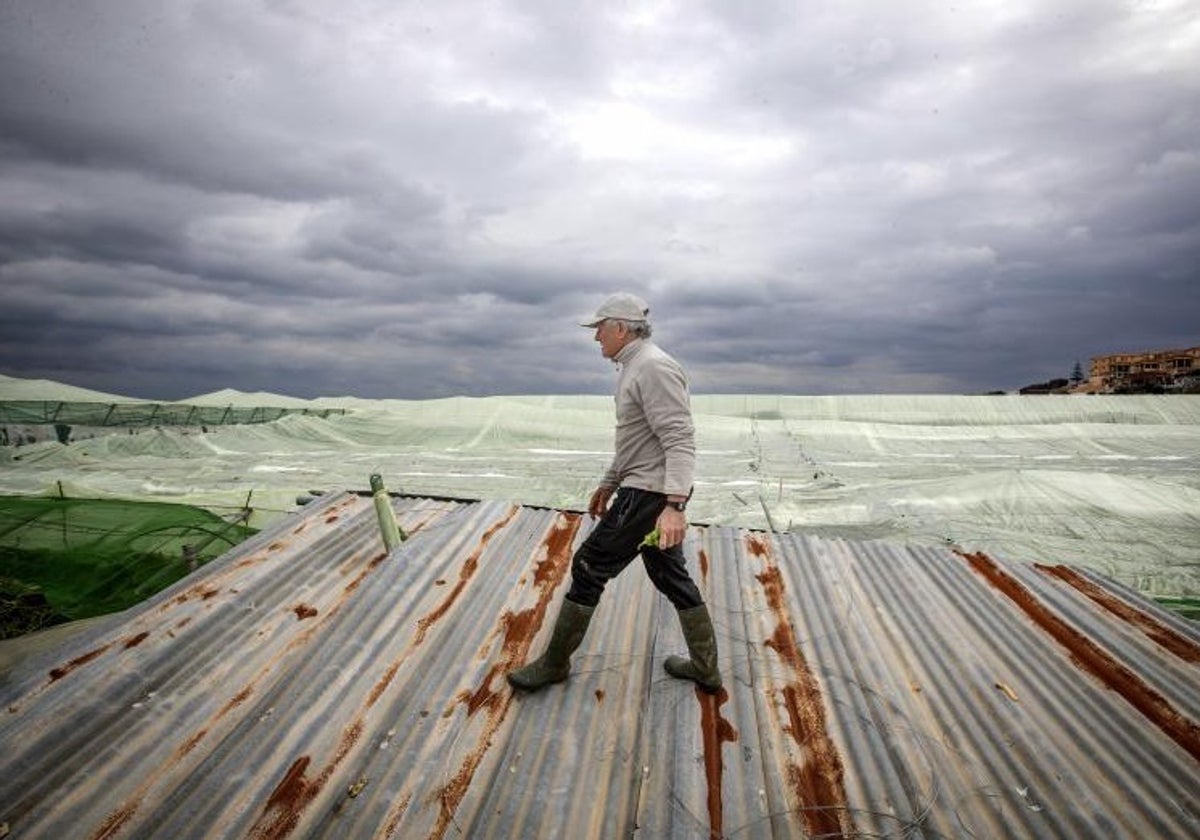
[594,319,631,359]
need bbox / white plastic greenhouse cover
[1,376,1198,600]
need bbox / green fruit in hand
[639,527,661,549]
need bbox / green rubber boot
[664,604,722,692]
[507,599,595,692]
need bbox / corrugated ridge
[480,552,657,839]
[2,495,1198,840]
[941,548,1194,836]
[309,502,573,839]
[960,553,1200,765]
[1037,564,1200,674]
[148,497,485,839]
[635,525,767,839]
[0,492,367,836]
[0,493,462,838]
[785,536,930,838]
[735,531,856,838]
[931,544,1139,837]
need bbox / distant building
[1087,345,1200,393]
[1020,378,1070,395]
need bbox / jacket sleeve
[600,463,620,489]
[639,356,696,496]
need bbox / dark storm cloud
[0,0,1197,399]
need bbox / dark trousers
[566,487,704,610]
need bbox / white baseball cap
[579,292,650,327]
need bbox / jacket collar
[614,337,648,367]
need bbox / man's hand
[655,506,686,549]
[588,486,614,519]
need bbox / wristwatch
[666,499,687,512]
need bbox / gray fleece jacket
[601,338,696,497]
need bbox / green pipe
[370,473,406,551]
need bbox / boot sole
[506,671,569,692]
[664,662,722,693]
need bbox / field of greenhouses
[3,375,1199,633]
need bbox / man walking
[507,292,721,694]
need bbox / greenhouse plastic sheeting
[2,390,1198,601]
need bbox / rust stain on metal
[500,608,540,662]
[428,685,515,840]
[422,512,582,839]
[744,532,771,558]
[48,642,113,683]
[457,660,512,719]
[122,632,150,649]
[342,552,388,596]
[697,686,738,840]
[89,801,138,840]
[1036,564,1200,663]
[961,551,1200,763]
[402,509,442,537]
[292,604,318,621]
[176,728,208,759]
[750,534,853,838]
[249,720,365,840]
[759,566,803,673]
[368,661,402,709]
[176,685,254,762]
[698,547,710,580]
[220,686,254,717]
[252,756,315,840]
[168,582,220,607]
[431,753,482,839]
[96,686,256,831]
[278,553,382,656]
[90,667,333,840]
[436,672,516,830]
[413,506,521,646]
[535,511,581,586]
[499,512,582,662]
[777,683,850,837]
[380,791,413,839]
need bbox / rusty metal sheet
[2,492,1198,839]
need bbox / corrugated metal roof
[2,491,1198,839]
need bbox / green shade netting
[0,496,256,638]
[0,399,341,426]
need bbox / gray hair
[613,318,653,339]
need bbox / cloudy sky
[1,0,1197,400]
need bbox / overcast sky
[1,0,1197,400]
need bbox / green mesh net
[0,399,343,427]
[0,496,257,638]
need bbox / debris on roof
[2,491,1197,838]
